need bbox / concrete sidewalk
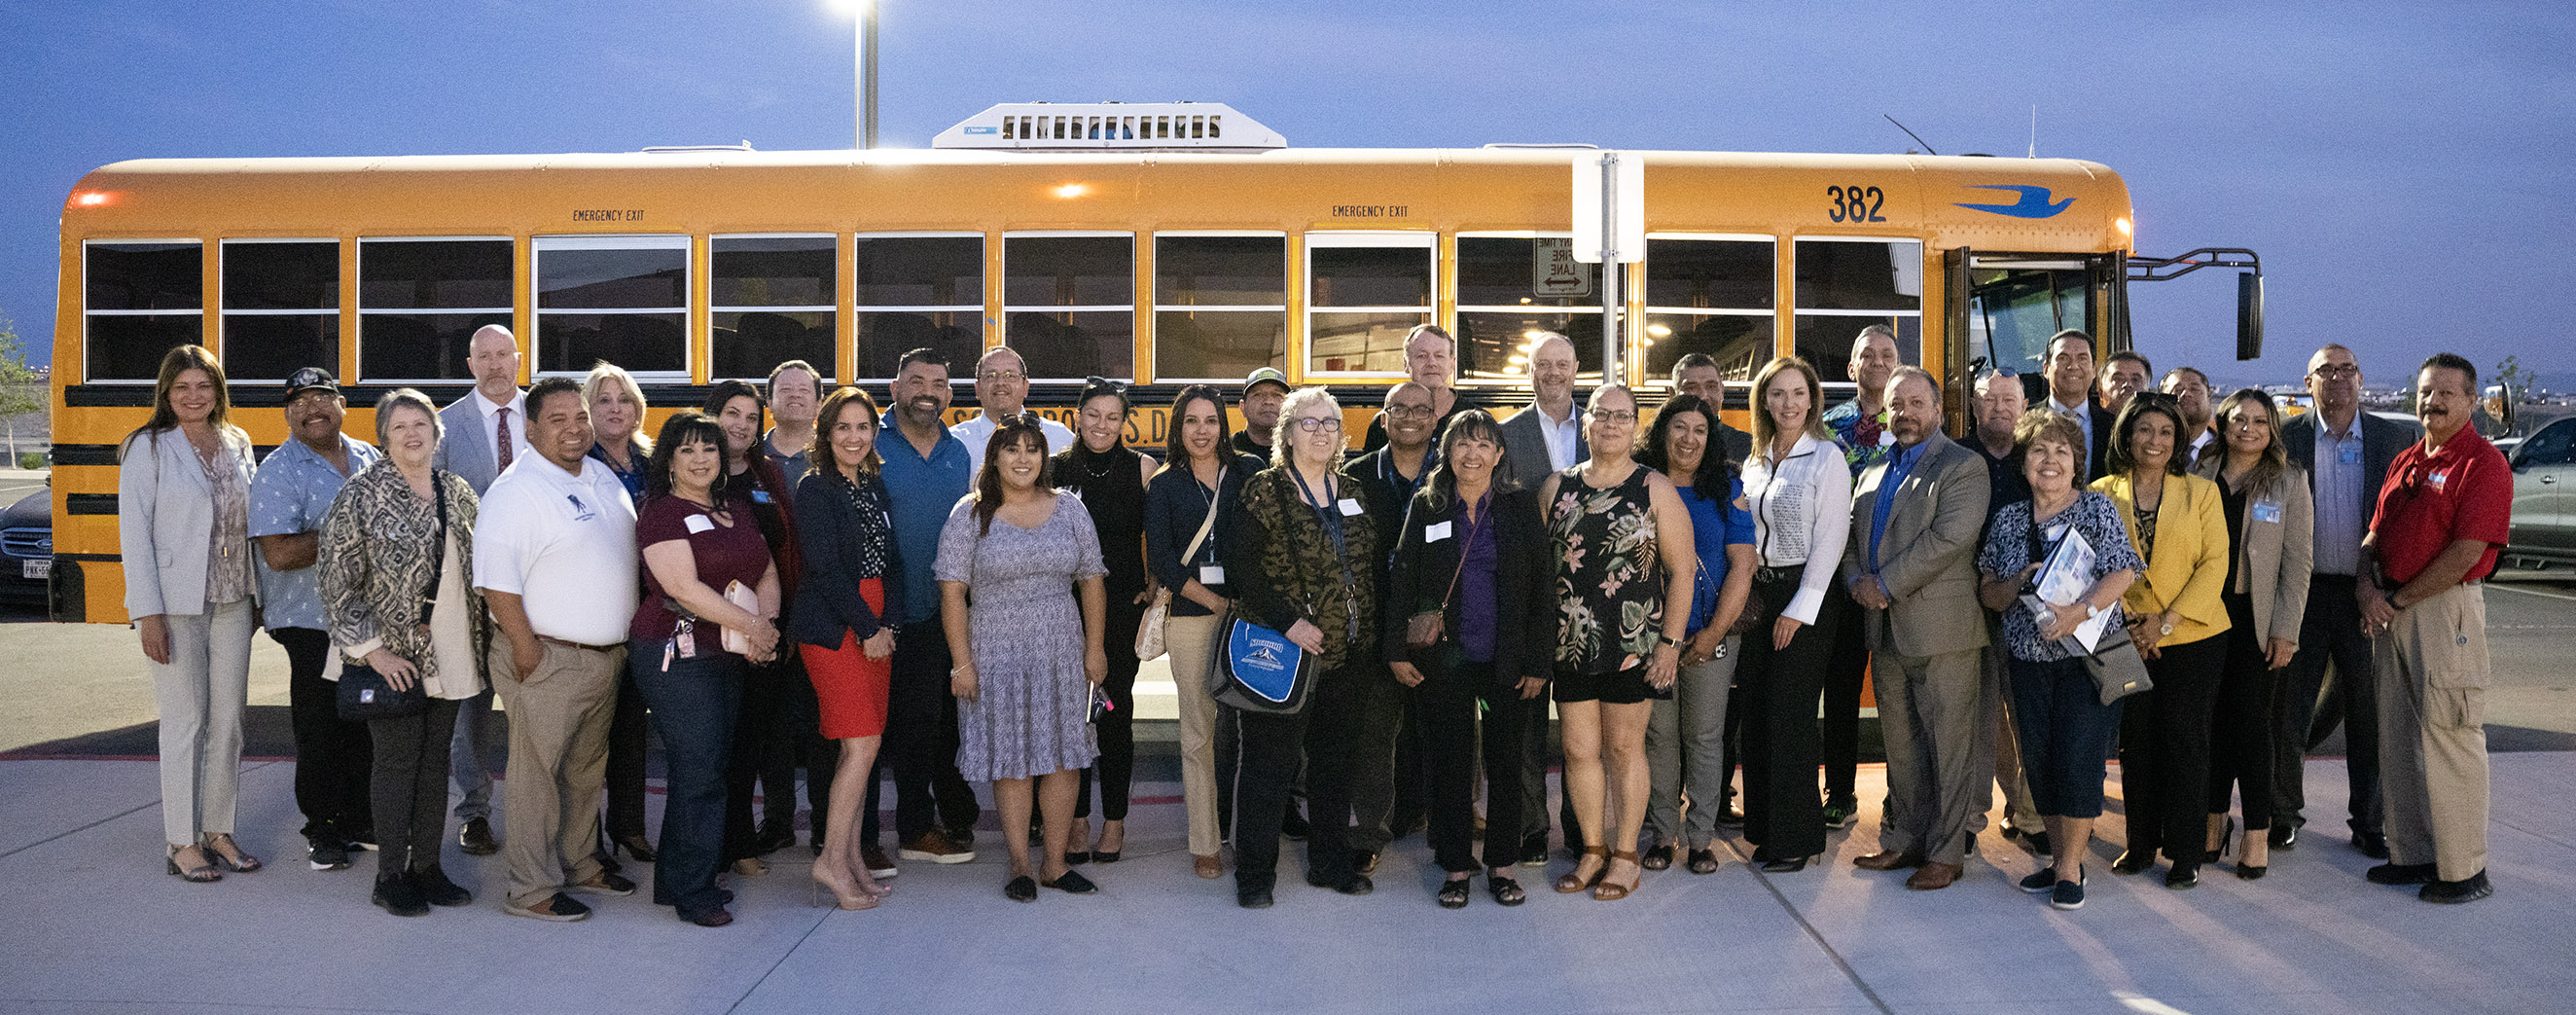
[2,754,2569,1015]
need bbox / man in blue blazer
[2272,343,2419,855]
[428,324,533,855]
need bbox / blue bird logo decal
[1955,185,2073,219]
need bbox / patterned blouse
[1229,463,1382,671]
[319,461,488,692]
[1549,463,1664,674]
[1976,491,2144,663]
[201,437,253,604]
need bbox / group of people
[118,316,2507,924]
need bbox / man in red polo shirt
[2358,352,2508,904]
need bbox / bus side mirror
[2236,272,2265,361]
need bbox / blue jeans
[629,640,744,919]
[2008,655,2125,819]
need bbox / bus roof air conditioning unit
[933,102,1286,153]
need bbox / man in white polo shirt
[474,377,641,922]
[950,346,1073,474]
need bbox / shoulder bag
[2026,504,2154,706]
[339,473,447,722]
[1211,614,1318,715]
[1136,474,1222,661]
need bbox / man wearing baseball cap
[249,366,383,871]
[1233,367,1291,460]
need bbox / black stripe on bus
[65,494,117,516]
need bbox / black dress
[1054,442,1150,822]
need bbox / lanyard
[1289,463,1360,639]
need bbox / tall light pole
[849,0,877,149]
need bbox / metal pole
[1600,153,1621,381]
[856,0,878,150]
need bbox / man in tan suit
[1842,367,1992,889]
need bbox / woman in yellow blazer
[2090,391,2232,889]
[2191,389,2313,880]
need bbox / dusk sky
[5,0,2569,389]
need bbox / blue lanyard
[1288,463,1359,638]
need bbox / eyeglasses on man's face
[1383,403,1436,419]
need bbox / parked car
[2507,416,2576,569]
[0,484,50,605]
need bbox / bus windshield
[1966,258,2093,379]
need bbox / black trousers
[367,697,459,874]
[1347,665,1412,852]
[2271,574,2382,838]
[604,667,650,845]
[1074,613,1143,822]
[869,618,981,845]
[271,627,373,840]
[1736,572,1838,859]
[1818,583,1869,808]
[1417,656,1538,873]
[2120,634,2229,866]
[1232,664,1366,891]
[2209,619,2278,830]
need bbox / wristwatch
[1659,634,1686,649]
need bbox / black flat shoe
[1091,850,1121,863]
[1237,887,1274,909]
[372,873,429,917]
[1487,874,1526,906]
[1760,854,1815,874]
[1040,870,1099,894]
[1641,843,1674,871]
[2235,863,2268,881]
[2165,865,2200,889]
[1436,878,1472,909]
[1686,848,1722,875]
[1004,875,1038,902]
[1306,870,1373,895]
[2269,824,2298,850]
[2111,851,2156,875]
[413,866,474,907]
[1063,850,1091,865]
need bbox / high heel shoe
[614,834,658,864]
[1554,847,1608,893]
[809,870,879,911]
[2203,816,2236,865]
[166,844,222,883]
[1593,851,1641,901]
[201,833,262,873]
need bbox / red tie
[495,406,515,472]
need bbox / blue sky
[5,0,2570,389]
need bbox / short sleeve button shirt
[2369,426,2512,587]
[249,435,379,631]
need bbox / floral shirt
[1976,491,2143,662]
[1822,397,1893,478]
[1549,464,1664,673]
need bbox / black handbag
[337,658,428,721]
[2025,507,2153,705]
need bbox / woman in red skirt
[790,387,905,909]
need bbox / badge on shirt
[2428,470,2448,491]
[2252,499,2283,525]
[685,513,716,534]
[1199,564,1227,585]
[2339,445,2364,466]
[565,493,598,522]
[751,489,773,504]
[1426,520,1452,543]
[1338,497,1364,517]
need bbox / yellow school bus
[44,103,2256,622]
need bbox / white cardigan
[1741,431,1855,626]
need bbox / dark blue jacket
[789,470,906,649]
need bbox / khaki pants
[1976,637,2043,834]
[489,638,625,908]
[1165,612,1227,857]
[2375,581,2490,882]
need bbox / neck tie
[495,406,516,472]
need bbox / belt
[538,635,620,653]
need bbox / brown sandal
[1593,850,1641,901]
[1555,846,1608,894]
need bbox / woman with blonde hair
[120,344,262,882]
[1733,355,1854,873]
[583,359,658,864]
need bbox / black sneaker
[372,873,430,917]
[1306,869,1373,895]
[1519,835,1551,868]
[1822,802,1857,830]
[2366,862,2439,886]
[504,892,592,922]
[458,817,499,856]
[2419,870,2491,904]
[414,866,474,907]
[2050,876,2087,910]
[308,837,350,872]
[2269,823,2299,850]
[2019,869,2057,893]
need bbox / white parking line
[2488,583,2576,602]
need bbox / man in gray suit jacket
[2272,343,2418,855]
[1840,367,1991,890]
[1499,333,1586,492]
[428,323,532,855]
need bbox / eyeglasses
[1587,410,1638,423]
[978,370,1025,383]
[1383,404,1436,419]
[1292,417,1342,433]
[2309,365,2360,380]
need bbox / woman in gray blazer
[119,344,261,882]
[2192,389,2313,878]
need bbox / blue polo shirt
[249,434,380,632]
[877,422,972,624]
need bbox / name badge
[751,489,774,504]
[2339,445,2364,466]
[2428,470,2448,491]
[1199,564,1227,585]
[2251,499,2282,525]
[684,513,715,534]
[1426,521,1453,542]
[1338,497,1364,517]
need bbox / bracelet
[949,664,971,675]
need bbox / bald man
[430,323,531,857]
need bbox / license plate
[21,559,48,580]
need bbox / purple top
[1454,494,1502,663]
